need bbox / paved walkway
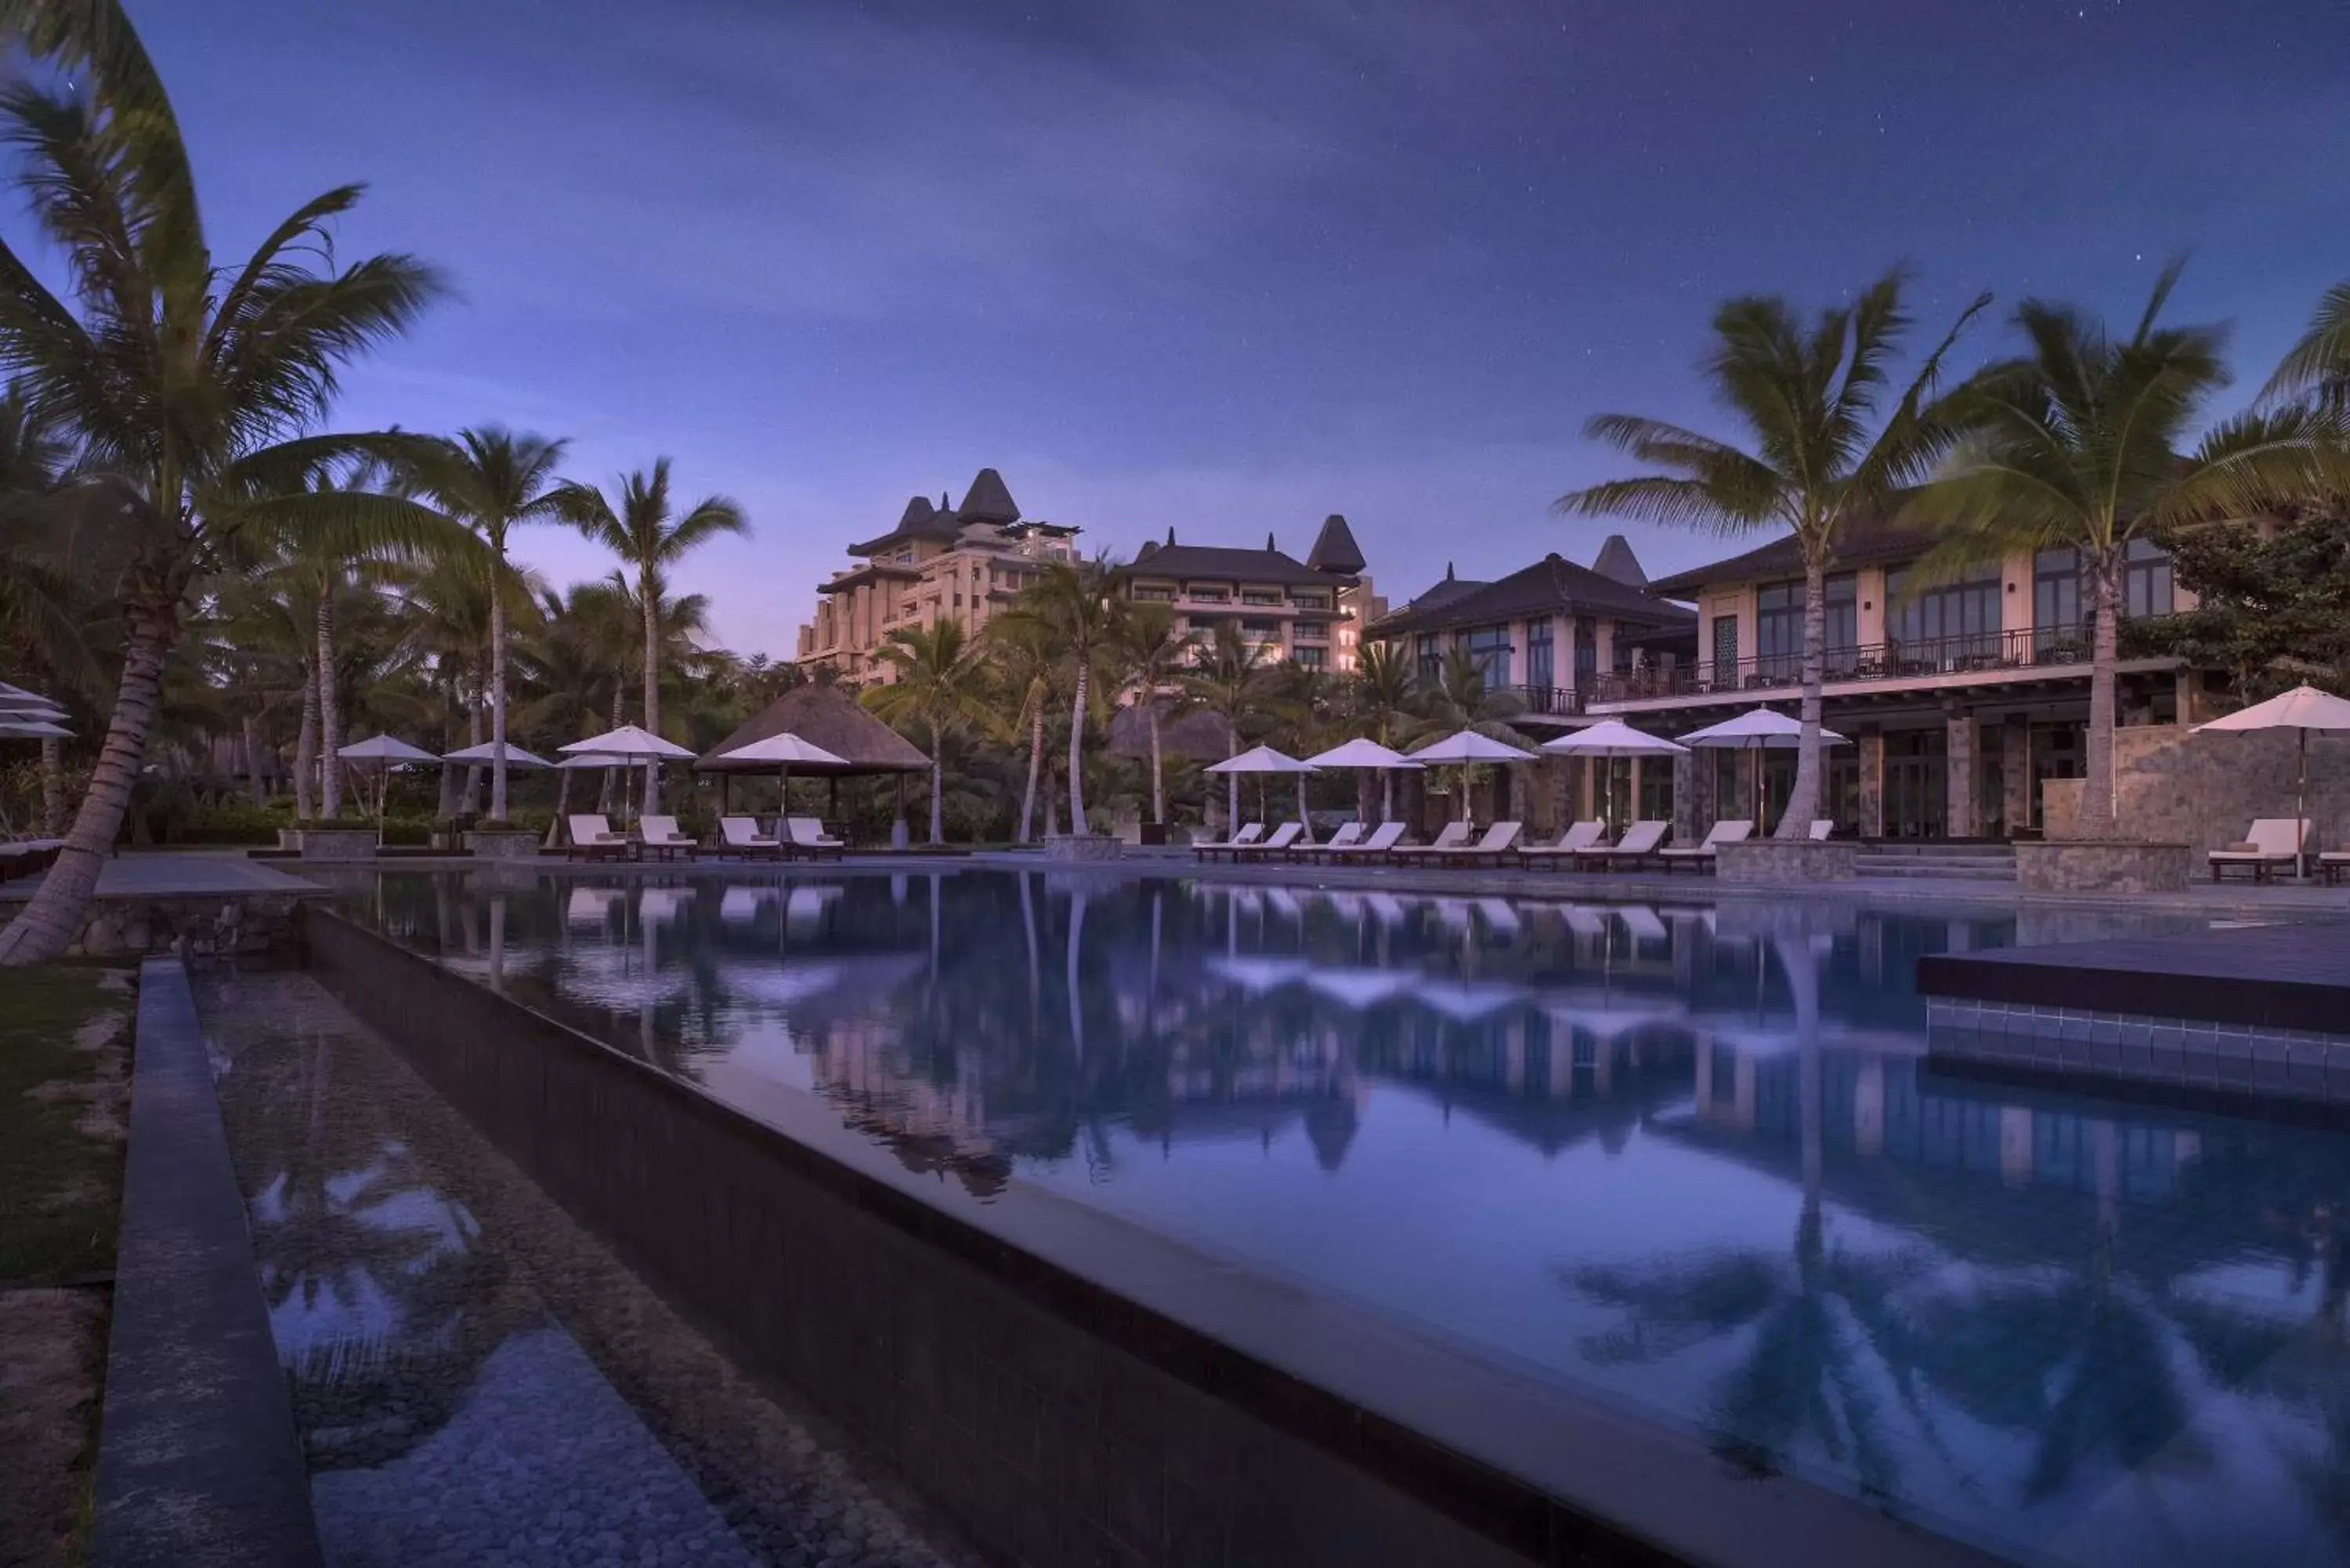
[0,851,323,901]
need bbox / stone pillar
[1946,710,1979,840]
[2001,714,2031,839]
[1672,751,1709,844]
[1857,728,1885,840]
[1733,751,1756,828]
[1629,757,1646,826]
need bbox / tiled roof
[1306,513,1366,574]
[956,467,1020,525]
[1369,554,1690,638]
[1644,521,1938,597]
[1123,542,1350,587]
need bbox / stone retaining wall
[296,827,378,862]
[2015,839,2189,894]
[65,893,308,959]
[2043,723,2350,854]
[1715,838,1857,884]
[462,829,542,861]
[1041,833,1123,862]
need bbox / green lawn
[0,966,132,1284]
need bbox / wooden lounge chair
[786,816,847,860]
[2208,818,2309,883]
[719,815,783,859]
[1580,819,1668,872]
[2319,847,2350,886]
[1657,819,1753,873]
[1194,822,1266,862]
[1306,821,1407,863]
[1229,822,1307,861]
[1518,820,1606,869]
[638,815,700,862]
[1386,819,1472,863]
[566,814,630,862]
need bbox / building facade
[1119,515,1382,673]
[1585,524,2198,840]
[794,468,1080,683]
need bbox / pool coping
[89,958,321,1568]
[1916,919,2350,1033]
[305,904,2009,1568]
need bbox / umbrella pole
[2299,728,2309,882]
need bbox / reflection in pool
[339,869,2350,1567]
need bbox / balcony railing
[1503,685,1589,717]
[1588,623,2160,703]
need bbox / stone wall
[51,893,308,959]
[2043,724,2350,855]
[1716,838,1857,884]
[2016,840,2189,894]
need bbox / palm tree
[1180,620,1273,832]
[2268,278,2350,410]
[1105,602,1199,828]
[997,558,1118,834]
[1347,641,1419,822]
[556,458,747,814]
[0,7,452,963]
[412,428,568,821]
[1907,265,2323,836]
[1556,270,1988,840]
[514,580,634,830]
[1408,646,1536,822]
[864,620,986,844]
[982,616,1061,844]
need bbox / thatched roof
[1106,700,1235,761]
[698,682,930,775]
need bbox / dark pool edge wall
[90,957,322,1568]
[303,906,2008,1568]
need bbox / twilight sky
[116,0,2350,656]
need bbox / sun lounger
[1300,821,1364,861]
[1386,819,1472,863]
[1807,819,1835,841]
[638,815,700,862]
[786,816,847,860]
[2208,818,2310,883]
[2319,847,2350,886]
[1657,819,1753,873]
[1229,822,1306,861]
[1519,820,1606,868]
[1307,820,1408,862]
[1578,819,1669,871]
[719,815,783,859]
[1415,821,1523,867]
[567,814,631,862]
[1194,822,1267,862]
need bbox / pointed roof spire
[1445,561,1456,580]
[897,495,938,530]
[1592,533,1649,587]
[1306,513,1365,574]
[1166,526,1177,546]
[957,467,1020,524]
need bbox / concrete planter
[2016,839,2189,894]
[1043,833,1123,863]
[1716,838,1857,884]
[296,826,378,862]
[464,829,541,861]
[275,828,302,851]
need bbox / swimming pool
[334,869,2350,1566]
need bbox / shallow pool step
[1853,845,2017,881]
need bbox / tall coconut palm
[1907,265,2323,836]
[982,616,1061,844]
[1556,270,1989,840]
[410,428,568,820]
[0,6,453,963]
[864,620,987,844]
[1105,602,1199,828]
[1180,620,1273,833]
[555,458,746,813]
[514,580,634,831]
[1346,641,1419,822]
[997,558,1118,833]
[2268,279,2350,410]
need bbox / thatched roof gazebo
[698,682,930,835]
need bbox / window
[1756,580,1803,682]
[1291,592,1330,610]
[1462,624,1512,688]
[1188,586,1230,603]
[1239,617,1281,637]
[1573,617,1597,685]
[2034,547,2083,659]
[1525,617,1554,689]
[1130,585,1174,602]
[1242,590,1282,606]
[1612,634,1633,678]
[1292,646,1326,670]
[2124,537,2174,620]
[1294,620,1329,641]
[1885,563,2001,665]
[1711,615,1739,684]
[1415,634,1443,683]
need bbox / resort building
[1118,515,1383,673]
[1364,536,1697,724]
[793,468,1080,683]
[1583,522,2199,841]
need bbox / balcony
[1586,622,2171,707]
[1502,685,1589,718]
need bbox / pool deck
[1918,919,2350,1032]
[0,851,323,901]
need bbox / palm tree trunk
[642,579,660,818]
[40,733,65,833]
[1066,659,1089,833]
[599,685,623,814]
[1779,544,1828,840]
[464,698,483,814]
[928,723,945,845]
[1226,724,1241,832]
[294,656,317,822]
[239,717,265,807]
[2082,545,2121,837]
[316,595,342,818]
[1018,701,1043,844]
[546,767,572,850]
[1148,704,1165,826]
[490,547,510,820]
[0,598,175,964]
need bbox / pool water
[339,869,2350,1567]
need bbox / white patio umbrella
[561,724,696,827]
[1542,721,1690,836]
[1681,708,1849,836]
[1205,744,1318,838]
[710,731,848,818]
[0,717,71,739]
[337,733,441,845]
[1305,736,1423,823]
[1410,728,1538,823]
[2193,684,2350,879]
[441,740,556,770]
